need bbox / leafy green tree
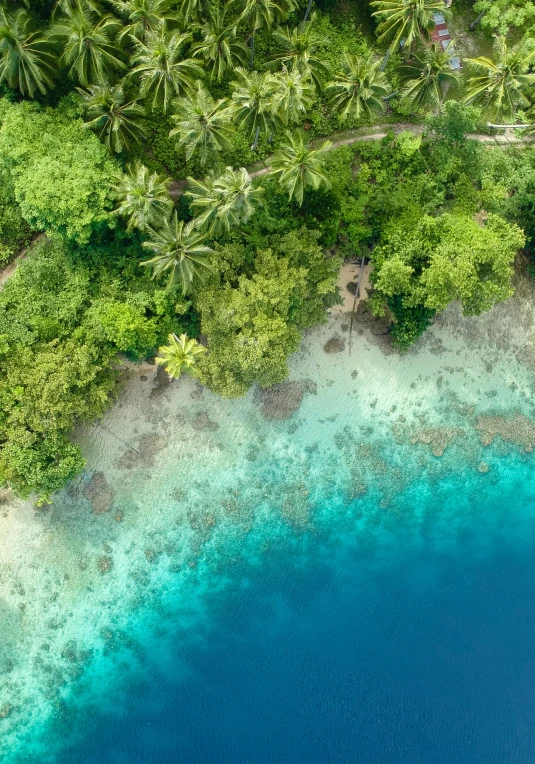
[155,332,206,379]
[0,7,56,97]
[79,83,145,153]
[88,298,158,356]
[371,0,447,54]
[273,66,315,124]
[464,36,535,121]
[191,8,249,82]
[236,0,297,65]
[111,161,173,232]
[130,27,203,112]
[269,14,330,91]
[141,212,215,294]
[326,53,389,122]
[111,0,177,41]
[0,100,117,243]
[401,42,461,112]
[270,131,331,205]
[50,6,126,86]
[471,0,535,35]
[231,68,280,149]
[170,83,236,166]
[186,166,263,233]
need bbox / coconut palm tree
[186,166,263,233]
[464,35,535,121]
[111,162,173,232]
[269,131,331,205]
[155,332,207,379]
[401,42,461,112]
[111,0,177,42]
[130,27,202,112]
[273,65,315,125]
[170,83,236,166]
[236,0,297,66]
[142,214,215,294]
[175,0,211,25]
[191,9,249,82]
[231,68,280,149]
[269,13,330,91]
[50,6,126,86]
[326,53,389,122]
[79,83,145,153]
[371,0,447,55]
[0,8,56,97]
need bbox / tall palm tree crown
[80,83,146,153]
[270,131,331,205]
[111,0,177,42]
[155,333,207,380]
[186,167,263,234]
[0,8,56,97]
[269,13,330,91]
[273,65,315,124]
[326,53,389,121]
[111,162,173,232]
[464,35,535,120]
[141,214,215,294]
[191,9,248,82]
[401,42,460,111]
[231,68,280,148]
[371,0,447,54]
[170,83,236,165]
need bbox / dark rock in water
[191,411,219,432]
[83,472,115,515]
[117,432,167,469]
[97,556,112,574]
[150,364,172,397]
[258,380,317,420]
[324,337,345,354]
[114,510,123,523]
[0,703,13,720]
[347,281,358,296]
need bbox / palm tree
[170,83,236,166]
[236,0,297,66]
[269,131,331,205]
[326,53,389,122]
[0,8,56,97]
[191,9,248,82]
[142,214,215,294]
[175,0,211,25]
[231,68,280,149]
[273,65,315,125]
[464,36,535,121]
[50,6,126,87]
[130,27,202,113]
[401,42,460,112]
[269,13,330,91]
[371,0,447,55]
[111,162,173,232]
[155,333,207,380]
[186,166,263,233]
[111,0,177,42]
[79,83,145,153]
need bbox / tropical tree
[79,83,145,153]
[269,131,331,205]
[191,8,248,82]
[401,42,461,112]
[0,7,56,97]
[186,166,263,233]
[464,35,535,120]
[111,162,173,231]
[50,6,126,87]
[175,0,211,25]
[236,0,297,65]
[141,213,215,293]
[111,0,177,42]
[273,66,315,124]
[231,68,280,149]
[371,0,447,54]
[326,53,389,122]
[155,333,207,380]
[130,27,202,112]
[170,83,236,165]
[269,14,330,91]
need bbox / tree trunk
[469,8,489,31]
[249,30,255,67]
[304,0,313,22]
[252,125,260,151]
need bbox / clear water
[3,292,535,763]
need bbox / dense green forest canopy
[1,0,535,499]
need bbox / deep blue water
[55,481,535,764]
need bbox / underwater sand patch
[475,413,535,452]
[409,427,465,457]
[83,472,115,514]
[256,380,317,420]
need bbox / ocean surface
[3,287,535,763]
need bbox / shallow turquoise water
[3,302,535,761]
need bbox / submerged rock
[475,413,535,452]
[323,337,345,354]
[150,364,173,397]
[257,380,317,420]
[117,433,167,469]
[409,427,465,457]
[478,461,490,473]
[97,556,112,574]
[0,703,13,720]
[83,472,115,514]
[190,412,220,432]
